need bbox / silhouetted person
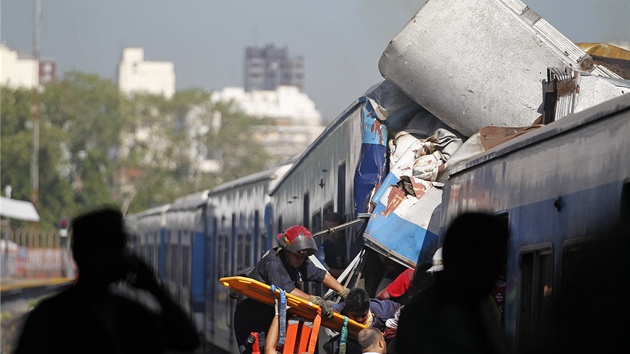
[396,212,510,354]
[14,207,199,354]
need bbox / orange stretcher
[220,276,366,351]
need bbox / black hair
[345,288,370,314]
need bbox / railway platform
[0,277,73,294]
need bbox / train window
[165,232,172,283]
[312,209,322,233]
[303,192,310,229]
[237,233,245,273]
[561,237,594,297]
[323,203,334,223]
[254,210,261,255]
[245,233,253,267]
[173,231,181,285]
[278,216,283,235]
[182,244,190,289]
[338,162,346,218]
[517,244,553,353]
[622,179,630,220]
[217,234,227,278]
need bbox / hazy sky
[1,0,628,120]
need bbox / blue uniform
[234,248,326,354]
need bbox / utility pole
[3,186,12,278]
[30,0,41,210]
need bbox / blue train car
[204,163,292,353]
[125,204,170,282]
[165,191,210,335]
[442,93,630,351]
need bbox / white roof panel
[0,197,40,221]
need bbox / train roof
[208,161,293,196]
[125,203,171,220]
[170,190,210,210]
[449,93,630,176]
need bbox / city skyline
[1,0,628,120]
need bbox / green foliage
[1,72,273,224]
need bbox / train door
[516,243,553,353]
[204,213,216,349]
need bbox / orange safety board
[220,276,367,339]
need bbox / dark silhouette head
[441,212,508,301]
[71,207,128,286]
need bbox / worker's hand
[337,287,351,300]
[309,295,334,318]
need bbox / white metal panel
[379,0,619,136]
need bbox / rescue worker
[233,225,350,354]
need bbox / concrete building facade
[244,44,304,92]
[117,48,175,98]
[215,85,325,162]
[0,44,39,89]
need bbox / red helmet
[278,225,317,255]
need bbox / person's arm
[322,273,346,294]
[265,315,280,354]
[125,255,200,351]
[378,268,414,299]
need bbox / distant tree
[40,72,127,215]
[122,89,273,214]
[3,73,274,224]
[1,86,74,228]
[207,100,273,184]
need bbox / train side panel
[166,191,209,335]
[205,164,291,353]
[443,94,630,351]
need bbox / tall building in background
[214,85,325,163]
[117,48,175,98]
[244,44,304,92]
